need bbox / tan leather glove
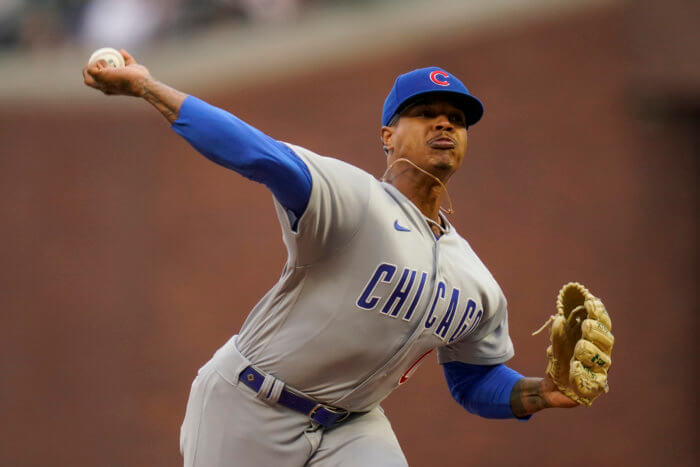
[534,282,614,406]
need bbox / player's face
[382,99,468,182]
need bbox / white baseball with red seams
[88,47,125,68]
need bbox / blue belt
[238,366,351,427]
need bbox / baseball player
[82,50,614,466]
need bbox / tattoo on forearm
[141,81,186,124]
[510,378,549,418]
[143,88,176,121]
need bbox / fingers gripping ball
[88,47,125,68]
[534,282,614,406]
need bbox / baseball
[88,47,125,68]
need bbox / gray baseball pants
[180,337,408,466]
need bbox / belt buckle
[307,403,350,425]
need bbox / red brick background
[1,5,697,466]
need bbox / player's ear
[381,126,394,156]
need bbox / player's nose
[433,114,454,131]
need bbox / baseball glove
[533,282,614,406]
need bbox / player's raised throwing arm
[82,49,312,224]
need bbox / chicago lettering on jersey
[355,263,483,343]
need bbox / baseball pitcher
[82,50,614,466]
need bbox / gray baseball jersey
[235,144,514,412]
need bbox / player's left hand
[539,374,579,408]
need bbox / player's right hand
[82,49,152,97]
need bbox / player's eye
[450,114,466,126]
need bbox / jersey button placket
[422,240,442,333]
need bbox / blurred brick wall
[626,0,700,106]
[1,4,697,466]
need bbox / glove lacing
[532,315,556,336]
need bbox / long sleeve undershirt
[171,95,312,222]
[442,361,528,419]
[170,95,527,420]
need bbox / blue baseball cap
[382,67,484,127]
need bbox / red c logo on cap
[429,71,450,86]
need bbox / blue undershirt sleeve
[442,361,531,420]
[171,96,312,222]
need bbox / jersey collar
[380,181,454,239]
